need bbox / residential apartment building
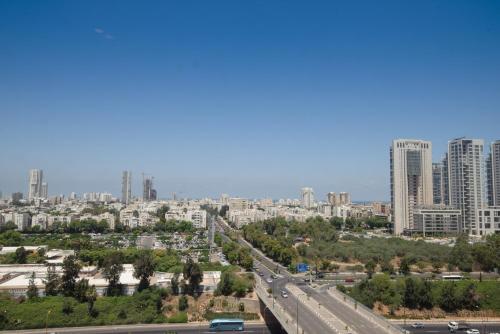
[390,139,433,235]
[490,140,500,206]
[448,138,485,235]
[413,206,461,236]
[432,162,443,205]
[301,187,314,209]
[477,207,500,236]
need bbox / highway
[1,323,274,334]
[400,322,500,333]
[215,217,402,334]
[254,259,338,334]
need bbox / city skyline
[1,1,500,200]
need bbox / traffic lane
[254,259,334,333]
[3,323,273,334]
[300,285,388,334]
[402,323,500,334]
[277,288,336,334]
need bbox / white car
[266,278,273,283]
[448,321,459,331]
[466,330,479,334]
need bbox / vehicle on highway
[344,278,354,283]
[466,330,479,334]
[442,274,464,281]
[209,318,244,331]
[448,321,459,331]
[411,322,424,328]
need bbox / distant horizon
[1,1,500,201]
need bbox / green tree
[240,255,254,271]
[449,234,473,272]
[171,272,180,295]
[86,285,98,316]
[365,260,376,279]
[61,255,81,297]
[182,257,203,296]
[216,271,234,296]
[461,282,480,310]
[178,295,188,311]
[74,278,90,303]
[102,251,124,296]
[133,251,155,291]
[44,264,60,296]
[27,272,38,299]
[15,247,28,264]
[439,281,460,312]
[403,277,419,309]
[399,257,411,275]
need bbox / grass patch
[204,311,259,321]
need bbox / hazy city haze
[1,1,500,199]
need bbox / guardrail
[327,287,405,334]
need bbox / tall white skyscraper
[448,138,485,235]
[390,139,433,235]
[490,140,500,206]
[301,187,315,209]
[122,171,132,205]
[28,169,43,200]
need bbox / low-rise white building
[165,209,207,229]
[478,207,500,236]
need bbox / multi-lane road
[400,322,500,334]
[2,323,273,334]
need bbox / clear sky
[1,0,499,201]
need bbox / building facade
[390,139,433,235]
[491,140,500,206]
[121,171,132,205]
[28,169,43,200]
[413,206,461,235]
[448,138,485,235]
[432,162,443,205]
[477,206,500,236]
[301,187,314,209]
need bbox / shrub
[168,312,188,323]
[178,295,188,311]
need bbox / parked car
[281,291,288,298]
[266,278,273,283]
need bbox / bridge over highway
[214,216,406,334]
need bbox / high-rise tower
[121,171,132,205]
[448,138,485,235]
[28,169,43,200]
[390,139,433,235]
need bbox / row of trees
[241,217,500,273]
[348,274,482,313]
[220,239,254,271]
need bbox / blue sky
[1,0,499,201]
